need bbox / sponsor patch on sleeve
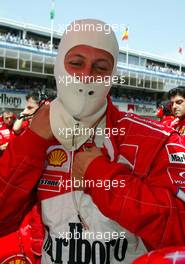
[166,143,185,164]
[167,167,185,188]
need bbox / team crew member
[0,107,43,263]
[0,19,185,264]
[156,102,175,126]
[168,86,185,138]
[13,92,40,134]
[0,114,3,126]
[0,110,15,154]
[10,92,43,263]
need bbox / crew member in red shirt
[156,103,175,126]
[168,86,185,142]
[0,110,15,154]
[13,92,40,135]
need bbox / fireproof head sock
[50,19,119,149]
[54,18,119,119]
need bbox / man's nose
[77,66,94,84]
[172,103,177,111]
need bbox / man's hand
[30,104,54,140]
[0,142,8,151]
[72,147,102,189]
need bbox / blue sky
[0,0,185,61]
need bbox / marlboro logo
[166,144,185,164]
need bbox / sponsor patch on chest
[38,145,71,198]
[38,174,62,192]
[46,145,71,172]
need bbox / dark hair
[168,86,185,99]
[26,92,40,104]
[2,110,14,115]
[158,102,172,116]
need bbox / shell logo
[2,255,32,264]
[47,149,67,167]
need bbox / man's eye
[94,61,112,72]
[69,61,83,67]
[98,67,108,71]
[94,65,109,72]
[176,100,183,105]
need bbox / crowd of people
[1,31,185,79]
[146,62,185,77]
[0,31,58,50]
[0,78,57,102]
[0,19,185,264]
[111,93,156,104]
[0,78,48,91]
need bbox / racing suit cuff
[84,156,130,183]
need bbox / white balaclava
[50,19,119,150]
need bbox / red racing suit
[171,117,185,141]
[166,116,185,144]
[132,246,185,264]
[172,117,185,135]
[0,123,16,145]
[0,210,42,264]
[83,101,185,250]
[0,122,43,263]
[0,99,185,262]
[160,115,176,127]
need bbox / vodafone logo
[167,168,185,188]
[179,171,185,179]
